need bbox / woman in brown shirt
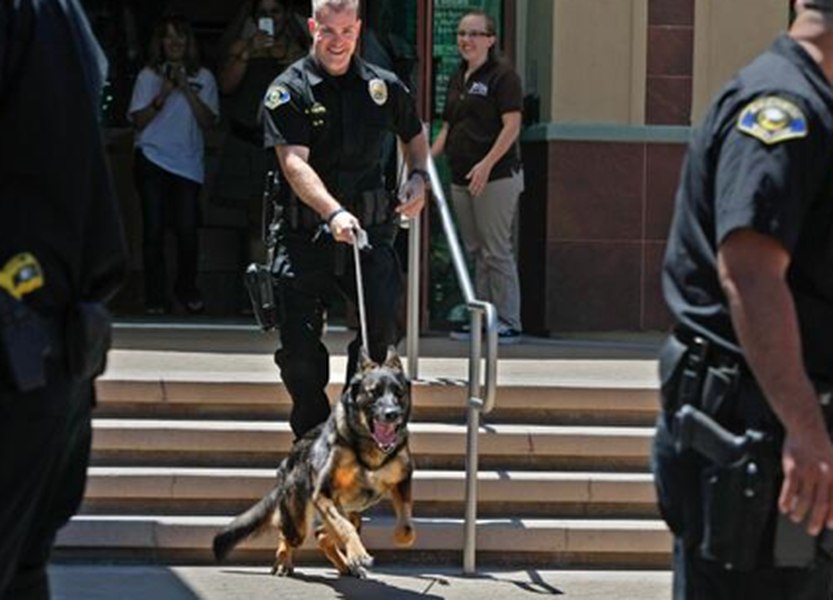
[432,10,524,343]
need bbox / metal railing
[403,136,499,575]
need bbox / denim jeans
[133,150,201,308]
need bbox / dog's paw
[271,562,295,577]
[345,552,374,578]
[394,523,416,547]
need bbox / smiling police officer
[0,1,127,598]
[261,0,429,440]
[654,1,833,597]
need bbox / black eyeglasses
[457,30,493,39]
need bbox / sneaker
[449,324,472,341]
[497,324,522,345]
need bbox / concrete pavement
[50,565,672,599]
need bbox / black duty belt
[673,325,745,372]
[286,188,393,232]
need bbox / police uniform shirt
[663,35,833,380]
[443,56,523,186]
[262,55,422,203]
[0,0,127,314]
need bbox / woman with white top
[128,14,219,315]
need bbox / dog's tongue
[372,421,398,450]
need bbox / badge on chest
[369,78,388,106]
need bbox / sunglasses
[457,30,493,39]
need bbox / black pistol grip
[675,404,746,466]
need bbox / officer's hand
[466,160,493,198]
[397,176,426,219]
[779,424,833,536]
[330,210,361,244]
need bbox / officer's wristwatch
[408,168,430,186]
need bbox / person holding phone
[128,15,219,315]
[214,0,310,299]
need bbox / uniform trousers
[273,224,403,440]
[451,170,524,331]
[0,359,93,600]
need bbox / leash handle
[352,226,369,352]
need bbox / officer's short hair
[311,0,359,19]
[801,0,833,12]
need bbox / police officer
[653,1,833,597]
[262,0,428,440]
[0,1,127,598]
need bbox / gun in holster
[0,289,51,392]
[244,170,284,332]
[0,295,111,391]
[676,404,832,570]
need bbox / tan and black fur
[212,347,414,578]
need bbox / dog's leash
[351,226,371,351]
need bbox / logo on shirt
[468,82,489,97]
[369,78,388,106]
[306,102,327,127]
[737,96,808,145]
[264,84,291,110]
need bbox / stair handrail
[403,127,499,575]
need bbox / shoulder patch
[264,84,291,110]
[369,78,388,106]
[737,96,808,145]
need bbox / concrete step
[96,350,660,426]
[81,467,659,518]
[90,420,655,471]
[56,515,672,568]
[96,379,659,426]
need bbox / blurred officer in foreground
[261,0,429,440]
[653,1,833,597]
[0,1,127,598]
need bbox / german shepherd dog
[212,347,414,578]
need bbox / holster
[0,290,50,392]
[245,170,285,332]
[244,262,283,332]
[65,302,112,381]
[664,328,832,571]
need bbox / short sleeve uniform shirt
[663,35,833,381]
[263,55,422,202]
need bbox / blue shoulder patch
[264,84,291,110]
[737,96,808,145]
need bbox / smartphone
[257,17,275,37]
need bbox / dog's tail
[212,485,280,562]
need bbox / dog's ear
[359,346,377,373]
[382,345,403,372]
